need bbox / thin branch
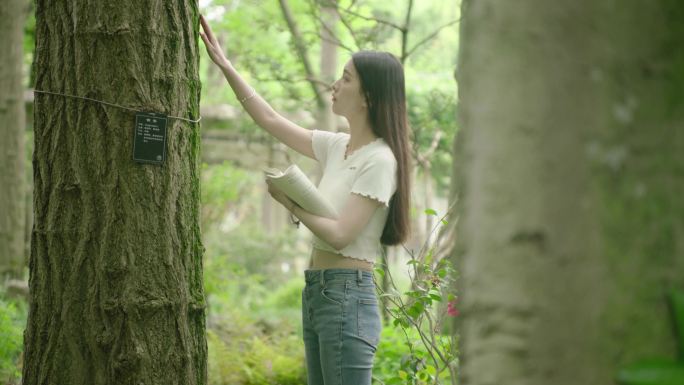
[424,305,450,367]
[306,76,335,90]
[384,294,442,367]
[305,0,357,53]
[416,130,444,167]
[333,6,362,50]
[416,200,457,265]
[406,19,460,58]
[343,0,359,11]
[313,24,356,53]
[320,33,355,53]
[400,0,414,63]
[425,130,444,160]
[380,248,447,366]
[278,0,326,108]
[338,7,404,31]
[249,73,322,86]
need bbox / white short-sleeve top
[310,129,398,264]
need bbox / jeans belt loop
[320,269,326,288]
[357,269,363,284]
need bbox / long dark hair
[352,51,411,245]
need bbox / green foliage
[375,207,459,384]
[199,0,459,136]
[23,4,36,87]
[200,153,309,383]
[262,277,306,310]
[616,359,684,385]
[207,322,305,385]
[373,326,445,385]
[199,159,304,292]
[203,218,301,282]
[672,290,684,358]
[204,242,306,384]
[616,289,684,385]
[200,0,316,109]
[200,161,257,229]
[205,270,305,385]
[0,296,27,382]
[202,204,306,384]
[408,90,458,195]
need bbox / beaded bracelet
[289,203,301,228]
[238,88,257,104]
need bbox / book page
[264,164,338,219]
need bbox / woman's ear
[362,94,372,109]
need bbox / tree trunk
[453,1,684,385]
[318,1,338,132]
[24,1,207,384]
[422,166,434,246]
[0,0,28,281]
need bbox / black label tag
[133,112,167,164]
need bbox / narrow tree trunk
[318,1,338,132]
[0,0,28,281]
[24,1,207,384]
[262,141,275,232]
[422,166,434,246]
[452,1,684,384]
[379,244,391,324]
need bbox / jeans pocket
[357,298,381,347]
[321,286,346,306]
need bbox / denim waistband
[304,269,374,285]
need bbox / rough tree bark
[452,1,684,384]
[0,0,28,281]
[23,1,207,384]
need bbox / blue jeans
[302,269,382,385]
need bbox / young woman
[200,15,411,385]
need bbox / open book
[263,164,338,219]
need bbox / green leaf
[430,293,443,302]
[438,268,448,278]
[426,365,437,376]
[409,301,425,317]
[441,219,449,225]
[407,307,419,319]
[424,208,438,216]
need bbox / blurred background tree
[452,1,684,384]
[0,0,29,283]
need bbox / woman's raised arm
[199,15,315,159]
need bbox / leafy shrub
[0,295,27,383]
[207,327,305,385]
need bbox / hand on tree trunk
[200,14,231,69]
